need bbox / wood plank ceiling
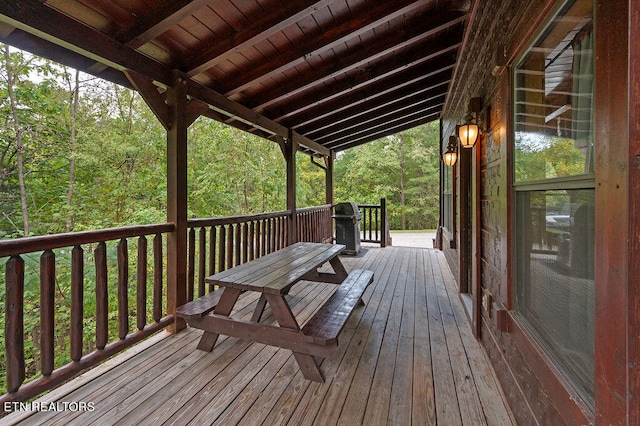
[0,0,470,155]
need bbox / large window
[513,0,594,403]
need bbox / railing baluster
[198,227,206,297]
[117,238,129,340]
[219,225,226,272]
[71,245,84,362]
[95,242,108,350]
[249,221,255,261]
[187,227,195,302]
[235,222,241,267]
[227,223,234,269]
[153,233,163,322]
[137,236,147,331]
[254,220,262,259]
[209,226,216,277]
[242,222,249,264]
[6,255,25,393]
[261,219,267,255]
[40,250,56,376]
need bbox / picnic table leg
[197,287,242,352]
[264,293,326,383]
[329,256,348,282]
[251,294,268,323]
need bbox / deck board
[2,247,515,426]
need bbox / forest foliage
[0,46,442,238]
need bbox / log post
[285,132,298,246]
[166,70,189,333]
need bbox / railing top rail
[0,223,175,257]
[295,204,333,213]
[357,204,382,208]
[188,210,291,228]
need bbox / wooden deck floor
[3,246,515,426]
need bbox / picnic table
[177,242,374,382]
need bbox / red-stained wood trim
[70,245,84,362]
[95,242,108,350]
[629,1,640,424]
[39,250,55,376]
[117,238,129,340]
[137,236,148,331]
[5,256,25,393]
[153,233,163,323]
[594,1,630,424]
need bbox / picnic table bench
[176,242,374,382]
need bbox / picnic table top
[204,242,346,295]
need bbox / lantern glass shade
[458,113,479,148]
[443,150,457,166]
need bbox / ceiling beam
[296,79,450,135]
[311,95,446,143]
[184,0,336,77]
[248,20,465,111]
[116,0,212,49]
[270,56,456,124]
[220,0,431,96]
[330,113,440,151]
[325,107,441,148]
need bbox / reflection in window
[514,0,594,182]
[512,0,595,404]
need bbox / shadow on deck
[3,247,515,425]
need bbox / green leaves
[334,122,440,230]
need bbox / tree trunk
[5,46,30,236]
[66,69,80,232]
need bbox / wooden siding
[441,0,639,423]
[2,247,514,426]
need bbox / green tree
[334,121,440,230]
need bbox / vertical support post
[595,1,632,423]
[166,70,189,333]
[325,151,334,206]
[285,132,298,246]
[380,197,389,247]
[326,151,335,243]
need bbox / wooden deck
[3,247,515,426]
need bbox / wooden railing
[0,204,334,403]
[0,224,175,403]
[358,198,391,247]
[186,204,333,301]
[296,204,333,244]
